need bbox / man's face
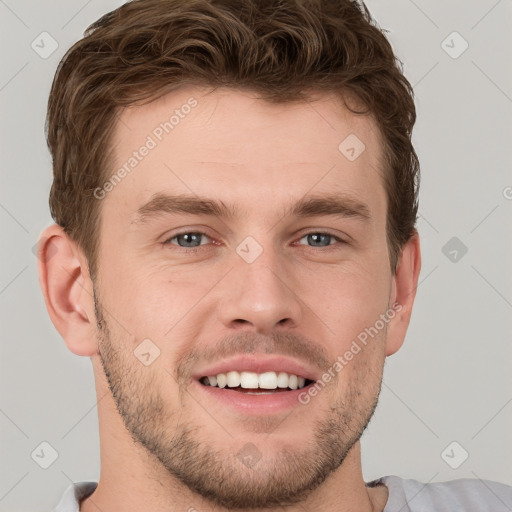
[93,87,394,508]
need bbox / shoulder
[367,475,512,512]
[52,481,98,512]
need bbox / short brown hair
[47,0,419,280]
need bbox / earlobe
[385,231,422,356]
[37,224,99,357]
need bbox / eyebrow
[131,192,372,225]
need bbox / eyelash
[163,230,347,251]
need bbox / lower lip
[192,380,313,415]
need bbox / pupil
[309,233,330,247]
[179,233,201,247]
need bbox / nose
[216,244,303,334]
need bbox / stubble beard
[94,291,383,509]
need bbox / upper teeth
[203,371,308,390]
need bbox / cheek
[330,326,387,404]
[98,251,172,319]
[99,262,219,358]
[298,262,390,333]
[299,268,391,387]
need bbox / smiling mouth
[199,370,314,394]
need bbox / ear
[385,230,421,356]
[37,224,99,356]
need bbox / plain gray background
[1,1,511,511]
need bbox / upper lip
[192,354,320,382]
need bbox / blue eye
[163,231,346,251]
[165,232,211,248]
[297,233,345,247]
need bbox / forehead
[105,86,386,225]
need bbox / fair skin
[38,86,421,512]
